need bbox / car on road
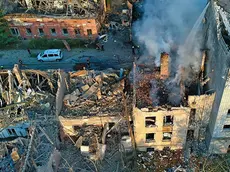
[37,49,63,62]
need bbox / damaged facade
[132,60,191,152]
[2,1,230,171]
[58,69,132,160]
[203,0,230,154]
[3,0,107,39]
[131,0,230,155]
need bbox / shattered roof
[3,0,103,19]
[62,70,125,117]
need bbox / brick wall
[160,52,170,79]
[5,14,100,39]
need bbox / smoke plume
[134,0,208,105]
[134,0,207,67]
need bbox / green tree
[0,11,18,47]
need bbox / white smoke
[134,0,207,67]
[134,0,208,105]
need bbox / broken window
[145,116,156,127]
[108,122,115,129]
[7,129,12,135]
[87,29,92,36]
[227,109,230,117]
[50,28,56,36]
[10,28,20,36]
[62,28,68,35]
[38,28,44,36]
[186,130,194,141]
[147,148,154,152]
[146,133,155,142]
[7,128,16,135]
[189,109,196,125]
[223,125,230,130]
[163,132,172,141]
[26,28,32,35]
[11,129,16,135]
[163,147,170,151]
[75,28,81,36]
[163,116,174,126]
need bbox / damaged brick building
[3,0,107,39]
[130,0,230,155]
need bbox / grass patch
[28,38,95,49]
[28,38,64,49]
[30,53,37,58]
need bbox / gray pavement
[0,33,134,71]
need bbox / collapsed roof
[62,69,125,117]
[2,0,102,18]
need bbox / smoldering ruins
[1,0,230,171]
[133,0,208,106]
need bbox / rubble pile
[136,71,161,108]
[0,138,28,172]
[137,149,185,172]
[74,125,102,155]
[8,0,101,17]
[0,65,57,132]
[63,70,124,116]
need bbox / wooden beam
[21,126,36,172]
[12,64,23,86]
[8,71,13,104]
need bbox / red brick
[5,14,101,39]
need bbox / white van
[37,49,63,62]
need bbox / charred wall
[203,0,230,154]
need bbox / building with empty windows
[133,107,190,151]
[3,0,106,39]
[131,61,192,151]
[201,0,230,154]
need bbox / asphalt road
[3,57,133,71]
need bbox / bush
[28,38,64,49]
[28,38,92,49]
[0,11,18,48]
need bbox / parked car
[37,49,63,62]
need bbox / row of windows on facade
[10,27,93,37]
[146,132,173,143]
[145,115,173,127]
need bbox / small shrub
[28,38,65,49]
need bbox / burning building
[160,52,170,79]
[132,54,191,151]
[132,0,230,155]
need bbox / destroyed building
[131,53,192,151]
[0,65,60,171]
[57,69,133,163]
[3,0,107,39]
[130,0,230,155]
[203,0,230,154]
